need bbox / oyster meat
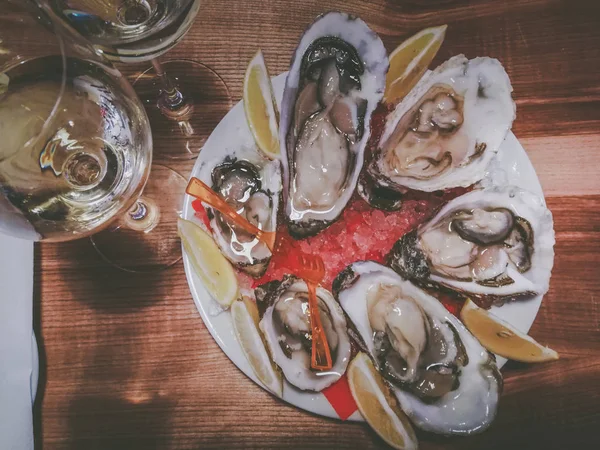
[360,55,515,209]
[388,186,555,304]
[279,11,388,237]
[197,149,281,278]
[256,275,352,391]
[334,261,502,435]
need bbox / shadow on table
[32,237,183,448]
[66,395,175,450]
[38,239,177,314]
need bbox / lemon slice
[460,299,559,363]
[243,50,280,159]
[231,297,283,397]
[348,353,418,450]
[384,25,447,105]
[178,218,238,308]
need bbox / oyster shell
[333,261,502,435]
[256,276,352,392]
[196,148,281,278]
[279,11,388,237]
[360,55,515,208]
[388,186,555,305]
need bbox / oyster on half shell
[388,186,555,305]
[334,261,502,435]
[256,276,352,392]
[197,148,281,278]
[279,11,388,238]
[360,55,515,209]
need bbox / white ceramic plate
[182,73,547,421]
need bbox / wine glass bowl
[45,0,200,62]
[0,1,152,242]
[39,0,233,160]
[2,0,230,271]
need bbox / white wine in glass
[48,0,197,61]
[43,0,233,160]
[0,3,152,243]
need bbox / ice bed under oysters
[181,11,557,447]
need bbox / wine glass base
[90,164,186,272]
[133,60,232,160]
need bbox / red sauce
[431,290,464,317]
[251,195,438,290]
[191,199,212,231]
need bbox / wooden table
[35,0,600,448]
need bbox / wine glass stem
[152,58,184,108]
[122,197,160,233]
[151,59,195,137]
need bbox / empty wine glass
[40,0,232,160]
[0,1,183,272]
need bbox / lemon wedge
[384,25,447,105]
[460,299,559,363]
[178,218,238,309]
[348,353,418,450]
[243,50,280,159]
[231,297,283,397]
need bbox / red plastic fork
[296,252,333,371]
[186,177,277,252]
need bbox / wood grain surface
[33,0,600,448]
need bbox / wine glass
[0,1,182,272]
[39,0,232,160]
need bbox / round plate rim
[181,71,547,421]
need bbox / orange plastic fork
[296,253,333,371]
[185,177,277,252]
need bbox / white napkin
[0,234,34,450]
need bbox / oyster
[279,11,388,237]
[388,186,555,305]
[334,261,501,435]
[197,149,281,278]
[256,276,352,391]
[360,55,515,208]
